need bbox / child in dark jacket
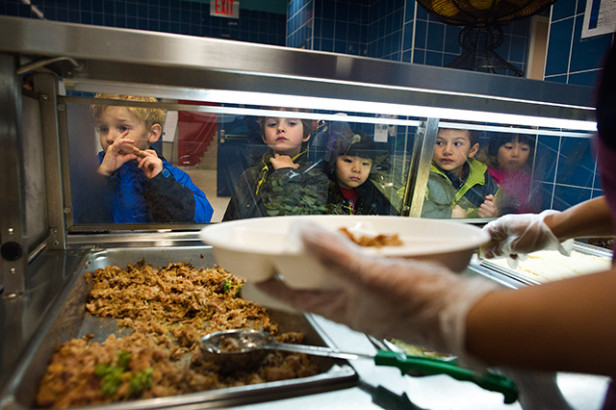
[324,129,398,215]
[90,94,213,223]
[223,108,328,220]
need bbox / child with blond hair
[91,94,213,223]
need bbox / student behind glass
[422,127,502,218]
[222,108,329,220]
[324,130,398,215]
[485,133,538,214]
[91,94,213,223]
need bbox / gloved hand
[257,224,500,365]
[481,210,572,259]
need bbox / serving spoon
[200,328,518,404]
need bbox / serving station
[0,16,610,409]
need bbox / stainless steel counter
[237,315,609,410]
[0,239,611,409]
[0,247,89,391]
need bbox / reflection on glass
[67,95,589,228]
[69,100,416,226]
[220,109,411,221]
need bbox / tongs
[200,329,518,404]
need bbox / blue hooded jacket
[98,151,213,223]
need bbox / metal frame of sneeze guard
[0,15,597,292]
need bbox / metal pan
[0,246,358,409]
[479,241,612,286]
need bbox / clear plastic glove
[498,370,572,410]
[481,210,573,260]
[257,224,500,365]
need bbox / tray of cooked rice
[0,246,357,409]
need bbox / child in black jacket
[324,128,398,215]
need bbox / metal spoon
[200,328,518,404]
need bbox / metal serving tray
[0,246,358,409]
[479,241,612,286]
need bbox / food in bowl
[199,215,491,292]
[338,227,403,248]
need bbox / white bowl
[200,215,490,290]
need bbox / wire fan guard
[416,0,556,26]
[415,0,556,76]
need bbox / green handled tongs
[201,328,518,404]
[373,350,518,404]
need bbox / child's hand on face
[137,149,164,179]
[452,204,467,218]
[478,194,499,218]
[97,131,140,176]
[269,153,300,170]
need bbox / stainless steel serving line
[0,15,608,409]
[0,235,610,409]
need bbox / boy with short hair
[422,127,501,218]
[222,107,329,220]
[91,94,214,223]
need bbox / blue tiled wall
[539,0,613,210]
[287,0,314,50]
[545,0,613,86]
[307,0,371,56]
[533,134,601,210]
[0,0,286,45]
[533,135,599,211]
[366,0,405,60]
[293,0,531,76]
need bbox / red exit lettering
[215,0,234,16]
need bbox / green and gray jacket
[223,150,329,220]
[421,158,503,218]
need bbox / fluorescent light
[200,90,597,132]
[63,79,597,132]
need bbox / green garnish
[95,363,124,397]
[116,350,131,370]
[223,280,233,294]
[129,368,153,395]
[95,351,153,397]
[223,280,241,297]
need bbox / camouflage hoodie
[223,150,329,220]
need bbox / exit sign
[210,0,239,19]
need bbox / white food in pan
[487,249,612,283]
